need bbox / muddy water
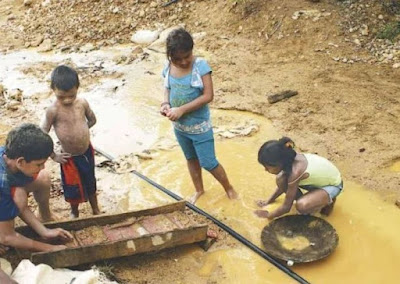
[1,48,399,283]
[138,109,400,284]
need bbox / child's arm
[12,188,73,245]
[0,220,65,253]
[167,73,213,121]
[83,99,96,128]
[256,187,284,207]
[160,88,171,116]
[40,108,71,164]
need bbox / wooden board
[15,201,209,268]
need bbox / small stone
[395,200,400,208]
[378,14,384,20]
[150,1,157,8]
[393,63,400,69]
[354,39,361,46]
[31,35,44,47]
[360,24,369,36]
[169,14,178,21]
[6,100,21,111]
[9,89,23,101]
[23,0,33,6]
[79,43,95,53]
[131,45,143,55]
[38,39,53,52]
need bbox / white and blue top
[162,57,212,134]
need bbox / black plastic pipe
[94,148,309,283]
[131,170,309,284]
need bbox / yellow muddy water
[133,110,400,284]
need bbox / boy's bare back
[42,97,96,155]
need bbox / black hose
[131,170,310,284]
[93,148,309,283]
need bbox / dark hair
[166,28,194,60]
[258,137,297,188]
[50,65,80,91]
[5,123,53,162]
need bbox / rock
[6,100,21,110]
[396,200,400,208]
[354,38,361,46]
[130,29,160,44]
[38,39,53,52]
[169,14,178,21]
[113,55,128,64]
[193,32,207,41]
[131,45,143,55]
[79,43,95,53]
[360,24,369,36]
[148,26,180,51]
[9,89,23,101]
[6,14,16,21]
[393,63,400,69]
[23,0,33,6]
[150,1,158,8]
[31,35,44,47]
[378,14,384,20]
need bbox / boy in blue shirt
[0,123,72,253]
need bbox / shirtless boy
[41,65,101,218]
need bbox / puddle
[139,110,400,284]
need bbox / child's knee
[295,199,309,214]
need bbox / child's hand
[42,228,73,242]
[256,200,271,208]
[53,152,71,164]
[160,103,170,116]
[254,209,273,219]
[166,107,184,121]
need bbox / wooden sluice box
[15,201,208,268]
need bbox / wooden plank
[267,90,298,104]
[16,201,186,237]
[30,224,208,268]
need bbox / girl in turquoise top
[160,28,238,204]
[254,137,343,220]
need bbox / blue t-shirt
[163,57,212,134]
[0,146,34,221]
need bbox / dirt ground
[1,0,400,282]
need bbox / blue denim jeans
[174,128,219,171]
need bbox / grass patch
[377,21,400,41]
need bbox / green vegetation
[377,21,400,41]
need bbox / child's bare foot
[92,207,104,215]
[226,188,238,199]
[189,191,204,204]
[320,197,336,216]
[37,213,59,223]
[70,206,79,219]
